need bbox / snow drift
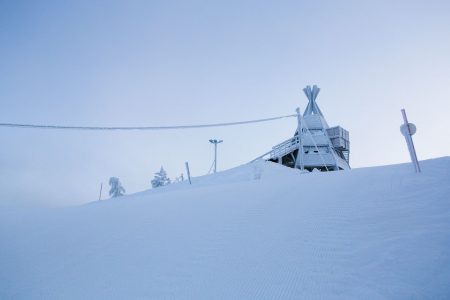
[1,157,450,299]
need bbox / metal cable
[0,114,296,131]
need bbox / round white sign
[400,123,416,136]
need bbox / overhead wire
[0,114,296,131]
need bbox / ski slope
[1,157,450,299]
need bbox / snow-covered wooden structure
[267,85,350,171]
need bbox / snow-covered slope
[1,158,450,299]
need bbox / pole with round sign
[400,109,421,173]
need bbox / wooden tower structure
[268,85,350,171]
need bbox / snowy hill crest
[1,157,450,299]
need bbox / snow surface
[1,157,450,299]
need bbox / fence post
[98,183,103,201]
[185,162,192,184]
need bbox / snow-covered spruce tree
[109,177,125,197]
[151,166,171,188]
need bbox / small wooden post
[185,162,192,184]
[98,183,103,201]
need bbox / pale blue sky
[1,0,449,205]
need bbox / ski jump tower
[268,85,350,171]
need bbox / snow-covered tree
[151,166,171,188]
[109,177,125,197]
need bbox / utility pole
[209,139,223,173]
[294,107,305,171]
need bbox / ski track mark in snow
[1,157,450,299]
